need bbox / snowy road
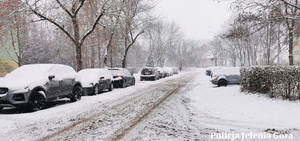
[0,71,198,141]
[1,69,300,141]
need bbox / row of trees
[211,0,300,67]
[0,0,205,71]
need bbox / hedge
[240,66,300,100]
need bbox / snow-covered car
[209,67,223,78]
[173,68,179,74]
[156,67,167,78]
[210,67,240,87]
[0,64,83,111]
[163,67,174,77]
[108,68,135,88]
[140,67,160,81]
[78,68,114,95]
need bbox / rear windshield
[109,69,122,74]
[142,68,153,74]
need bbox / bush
[240,66,300,100]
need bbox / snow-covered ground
[188,69,300,140]
[1,68,300,141]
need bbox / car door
[98,71,107,91]
[46,67,62,100]
[123,69,132,85]
[61,66,76,95]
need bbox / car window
[123,69,131,75]
[49,65,76,80]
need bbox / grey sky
[154,0,232,41]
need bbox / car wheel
[132,79,136,86]
[28,91,47,111]
[140,78,143,81]
[71,85,82,102]
[109,83,114,91]
[218,79,228,87]
[93,84,99,95]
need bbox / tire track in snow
[39,73,195,141]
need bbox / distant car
[0,64,83,111]
[163,67,173,77]
[210,67,240,87]
[173,68,179,74]
[78,68,114,95]
[140,67,160,81]
[156,67,167,78]
[108,68,135,88]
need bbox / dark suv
[140,67,160,81]
[0,64,83,111]
[109,68,135,88]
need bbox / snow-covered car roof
[108,68,131,75]
[213,67,240,75]
[6,64,73,79]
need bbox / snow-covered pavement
[1,69,300,141]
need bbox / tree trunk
[122,47,130,68]
[72,16,82,70]
[288,26,294,65]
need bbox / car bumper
[0,91,30,107]
[140,76,156,80]
[210,78,218,85]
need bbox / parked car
[78,68,114,95]
[209,67,223,78]
[140,67,160,81]
[163,67,174,77]
[108,68,135,88]
[0,64,83,111]
[173,68,179,74]
[156,67,167,78]
[210,67,240,87]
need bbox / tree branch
[55,0,73,17]
[27,4,76,44]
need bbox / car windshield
[6,65,51,79]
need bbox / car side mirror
[48,75,55,80]
[100,77,105,80]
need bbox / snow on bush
[240,66,300,100]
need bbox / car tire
[28,91,47,111]
[218,79,228,87]
[93,84,99,95]
[109,83,114,91]
[70,85,82,102]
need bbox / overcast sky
[154,0,232,41]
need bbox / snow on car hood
[0,76,47,92]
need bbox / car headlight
[11,87,29,94]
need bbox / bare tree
[25,0,113,70]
